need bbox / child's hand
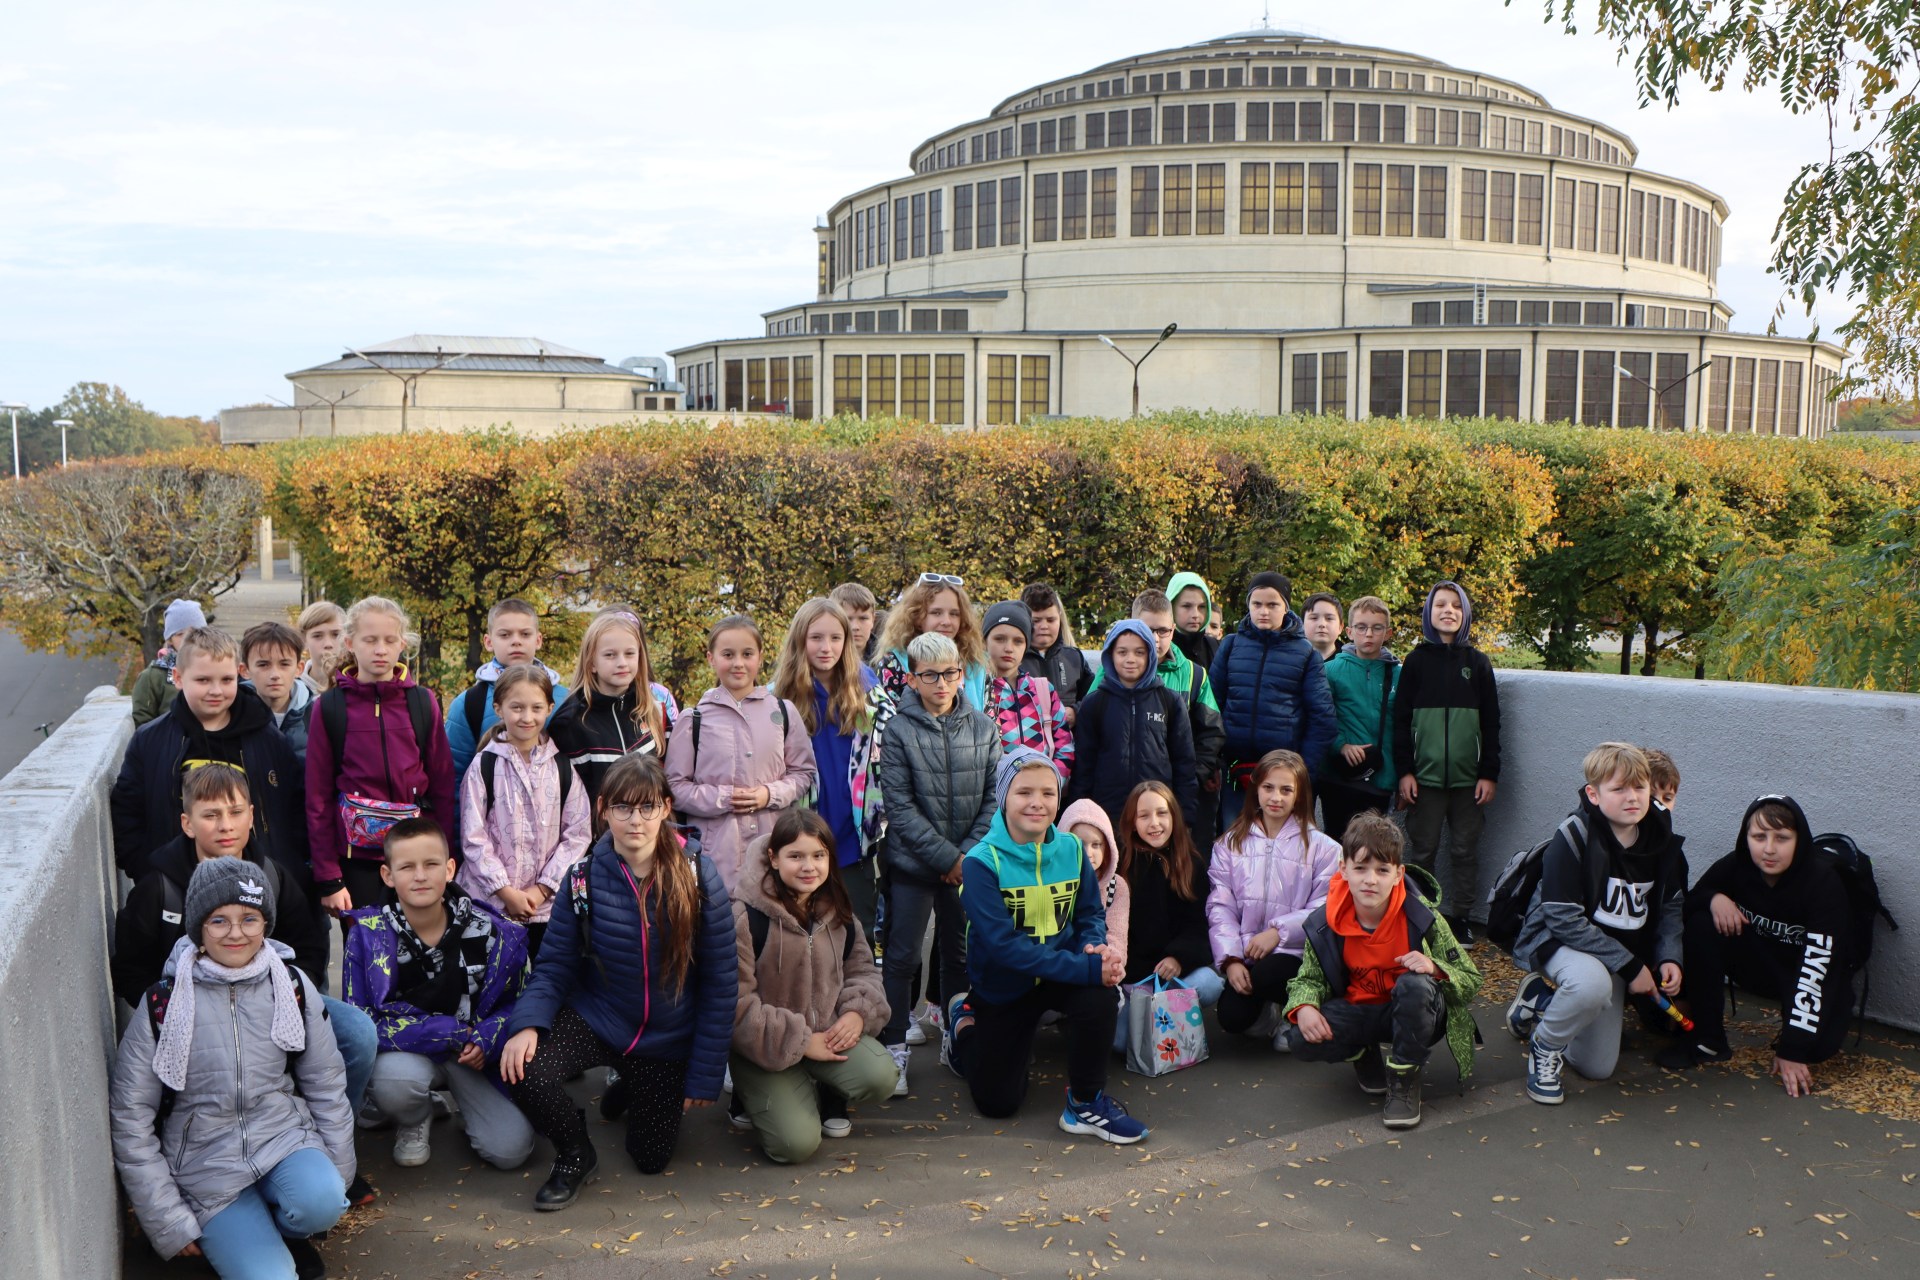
[1087,944,1125,986]
[1397,774,1419,806]
[320,888,354,916]
[1773,1056,1814,1097]
[496,886,531,921]
[1153,956,1182,982]
[178,1242,204,1259]
[1340,743,1371,767]
[1245,928,1282,960]
[730,786,770,813]
[456,1042,486,1070]
[683,1097,714,1112]
[804,1031,849,1062]
[1474,778,1498,805]
[1396,950,1437,977]
[1224,960,1253,996]
[824,1011,864,1053]
[499,1028,540,1084]
[1295,1006,1332,1043]
[1658,962,1682,996]
[1709,893,1747,936]
[1627,965,1657,997]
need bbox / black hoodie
[1686,795,1852,1061]
[109,685,308,885]
[1513,788,1687,977]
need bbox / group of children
[102,577,1870,1279]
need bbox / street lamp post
[52,419,76,466]
[1096,323,1179,418]
[1,402,26,480]
[1615,360,1713,431]
[345,348,466,434]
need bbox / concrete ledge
[1477,669,1920,1028]
[0,687,133,1279]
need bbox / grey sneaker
[393,1119,431,1167]
[889,1042,911,1097]
[1382,1060,1423,1129]
[1350,1043,1388,1095]
[1248,1003,1283,1040]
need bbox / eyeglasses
[1146,626,1175,639]
[1349,623,1391,634]
[607,800,668,822]
[914,667,965,685]
[205,912,266,936]
[918,572,966,588]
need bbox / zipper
[619,860,653,1053]
[230,985,253,1172]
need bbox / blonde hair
[345,595,409,636]
[771,598,866,735]
[878,578,985,671]
[1583,741,1652,789]
[1347,595,1391,623]
[476,664,557,750]
[570,608,667,752]
[295,601,346,634]
[175,626,240,668]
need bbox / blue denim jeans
[322,995,376,1111]
[195,1146,346,1278]
[1113,966,1226,1052]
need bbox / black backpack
[1811,832,1899,1040]
[743,903,856,965]
[1483,815,1587,955]
[480,751,574,818]
[462,678,494,744]
[318,685,437,783]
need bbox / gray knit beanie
[185,856,276,945]
[995,746,1057,812]
[163,599,207,640]
[981,600,1034,648]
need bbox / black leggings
[952,980,1117,1118]
[509,1006,689,1173]
[1216,952,1304,1034]
[336,857,391,939]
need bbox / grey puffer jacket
[875,689,1001,881]
[110,950,355,1261]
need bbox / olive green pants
[729,1037,898,1164]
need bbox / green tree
[1527,1,1920,383]
[0,459,262,659]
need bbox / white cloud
[0,0,1856,413]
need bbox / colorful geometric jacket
[984,670,1074,783]
[341,894,529,1064]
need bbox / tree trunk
[1640,616,1661,676]
[1618,625,1633,675]
[1694,658,1707,680]
[465,610,486,674]
[140,609,164,662]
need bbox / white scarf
[152,935,306,1092]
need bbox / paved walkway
[209,558,304,635]
[123,954,1920,1279]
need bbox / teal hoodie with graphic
[959,811,1107,1003]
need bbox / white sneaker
[889,1043,911,1097]
[904,1017,928,1046]
[723,1065,734,1093]
[1248,1003,1283,1040]
[820,1116,853,1138]
[392,1119,431,1167]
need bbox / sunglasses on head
[919,572,965,588]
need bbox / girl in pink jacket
[666,616,819,891]
[457,665,593,958]
[1206,750,1339,1044]
[1059,799,1128,973]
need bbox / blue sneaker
[1505,971,1555,1041]
[1059,1089,1149,1145]
[1525,1034,1567,1105]
[940,992,973,1078]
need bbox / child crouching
[730,811,896,1164]
[1283,813,1481,1128]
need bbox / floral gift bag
[1123,975,1211,1077]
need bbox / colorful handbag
[1123,975,1211,1077]
[337,792,422,850]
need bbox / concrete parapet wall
[0,687,133,1278]
[1477,670,1920,1028]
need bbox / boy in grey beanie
[131,599,210,726]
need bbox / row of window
[696,352,1052,424]
[918,99,1624,174]
[1704,355,1814,435]
[1411,299,1715,331]
[830,161,1715,286]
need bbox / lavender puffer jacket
[1205,820,1341,966]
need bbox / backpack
[565,826,706,970]
[685,699,794,777]
[480,750,574,818]
[1811,832,1900,1039]
[318,685,437,784]
[1483,814,1587,955]
[144,966,313,1126]
[462,678,495,745]
[744,903,857,965]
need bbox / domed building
[670,29,1842,435]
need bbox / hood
[334,661,419,693]
[1335,642,1399,665]
[169,680,274,739]
[1165,572,1214,625]
[731,834,822,933]
[242,675,312,718]
[482,735,559,766]
[1059,799,1120,893]
[1575,785,1675,852]
[695,683,772,713]
[1233,610,1306,646]
[1098,619,1165,691]
[968,810,1084,890]
[474,657,567,685]
[147,649,177,672]
[1732,793,1818,882]
[1325,870,1407,936]
[1419,581,1475,645]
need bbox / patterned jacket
[342,896,529,1063]
[984,670,1074,783]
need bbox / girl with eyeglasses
[500,755,737,1210]
[873,573,989,712]
[664,615,819,893]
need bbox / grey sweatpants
[367,1051,536,1170]
[1534,948,1627,1081]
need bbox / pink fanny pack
[337,792,421,851]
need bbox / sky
[0,1,1848,418]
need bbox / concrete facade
[672,30,1846,432]
[0,687,133,1280]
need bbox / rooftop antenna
[1259,2,1271,28]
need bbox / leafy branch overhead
[1528,1,1920,387]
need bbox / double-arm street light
[1096,323,1179,418]
[1615,359,1713,431]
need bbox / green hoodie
[1165,571,1214,617]
[1323,649,1400,785]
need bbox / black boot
[1656,1038,1732,1071]
[1382,1061,1424,1129]
[535,1132,599,1212]
[344,1174,376,1207]
[599,1067,629,1121]
[287,1236,328,1280]
[1350,1043,1387,1096]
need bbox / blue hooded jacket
[1065,620,1198,831]
[508,832,738,1101]
[1208,609,1336,774]
[959,810,1108,1004]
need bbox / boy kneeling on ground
[344,818,536,1171]
[944,748,1149,1144]
[1283,812,1481,1128]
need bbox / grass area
[1487,645,1700,678]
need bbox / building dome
[671,32,1842,435]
